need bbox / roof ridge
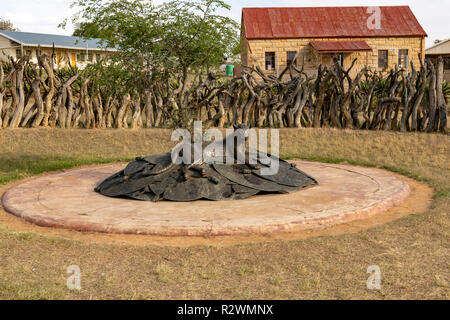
[0,30,114,51]
[0,30,101,41]
[426,38,450,50]
[242,5,411,9]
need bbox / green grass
[0,156,133,185]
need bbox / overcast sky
[1,0,448,48]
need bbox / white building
[426,39,450,82]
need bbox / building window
[265,52,275,70]
[378,50,388,68]
[287,51,297,66]
[398,49,408,68]
[26,49,32,57]
[336,53,344,67]
[77,53,86,62]
[16,49,21,58]
[88,53,93,62]
[443,57,450,70]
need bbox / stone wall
[240,24,249,72]
[242,36,425,78]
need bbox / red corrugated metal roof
[242,6,427,39]
[310,40,372,53]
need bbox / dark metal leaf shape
[163,178,211,202]
[231,189,260,200]
[99,172,159,197]
[143,152,173,166]
[94,169,124,193]
[253,164,316,187]
[213,164,287,192]
[124,160,149,176]
[96,152,317,202]
[126,190,159,202]
[149,167,183,196]
[231,184,257,194]
[206,184,236,201]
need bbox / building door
[56,52,61,67]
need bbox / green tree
[72,22,103,38]
[61,0,239,127]
[63,0,239,80]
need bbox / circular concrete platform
[2,160,411,236]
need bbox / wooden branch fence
[0,51,447,133]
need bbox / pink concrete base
[2,161,411,236]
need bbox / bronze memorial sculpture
[95,125,317,202]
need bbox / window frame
[398,49,408,68]
[265,52,275,71]
[336,53,344,67]
[378,50,388,69]
[286,51,297,66]
[77,53,86,62]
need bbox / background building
[0,30,115,68]
[241,6,427,77]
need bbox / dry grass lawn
[0,128,448,299]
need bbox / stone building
[426,39,450,82]
[241,6,427,78]
[0,30,115,68]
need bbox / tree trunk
[411,63,427,131]
[426,59,437,132]
[9,59,26,128]
[130,95,141,129]
[143,90,153,128]
[116,94,130,129]
[435,57,447,133]
[41,55,56,127]
[65,86,75,128]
